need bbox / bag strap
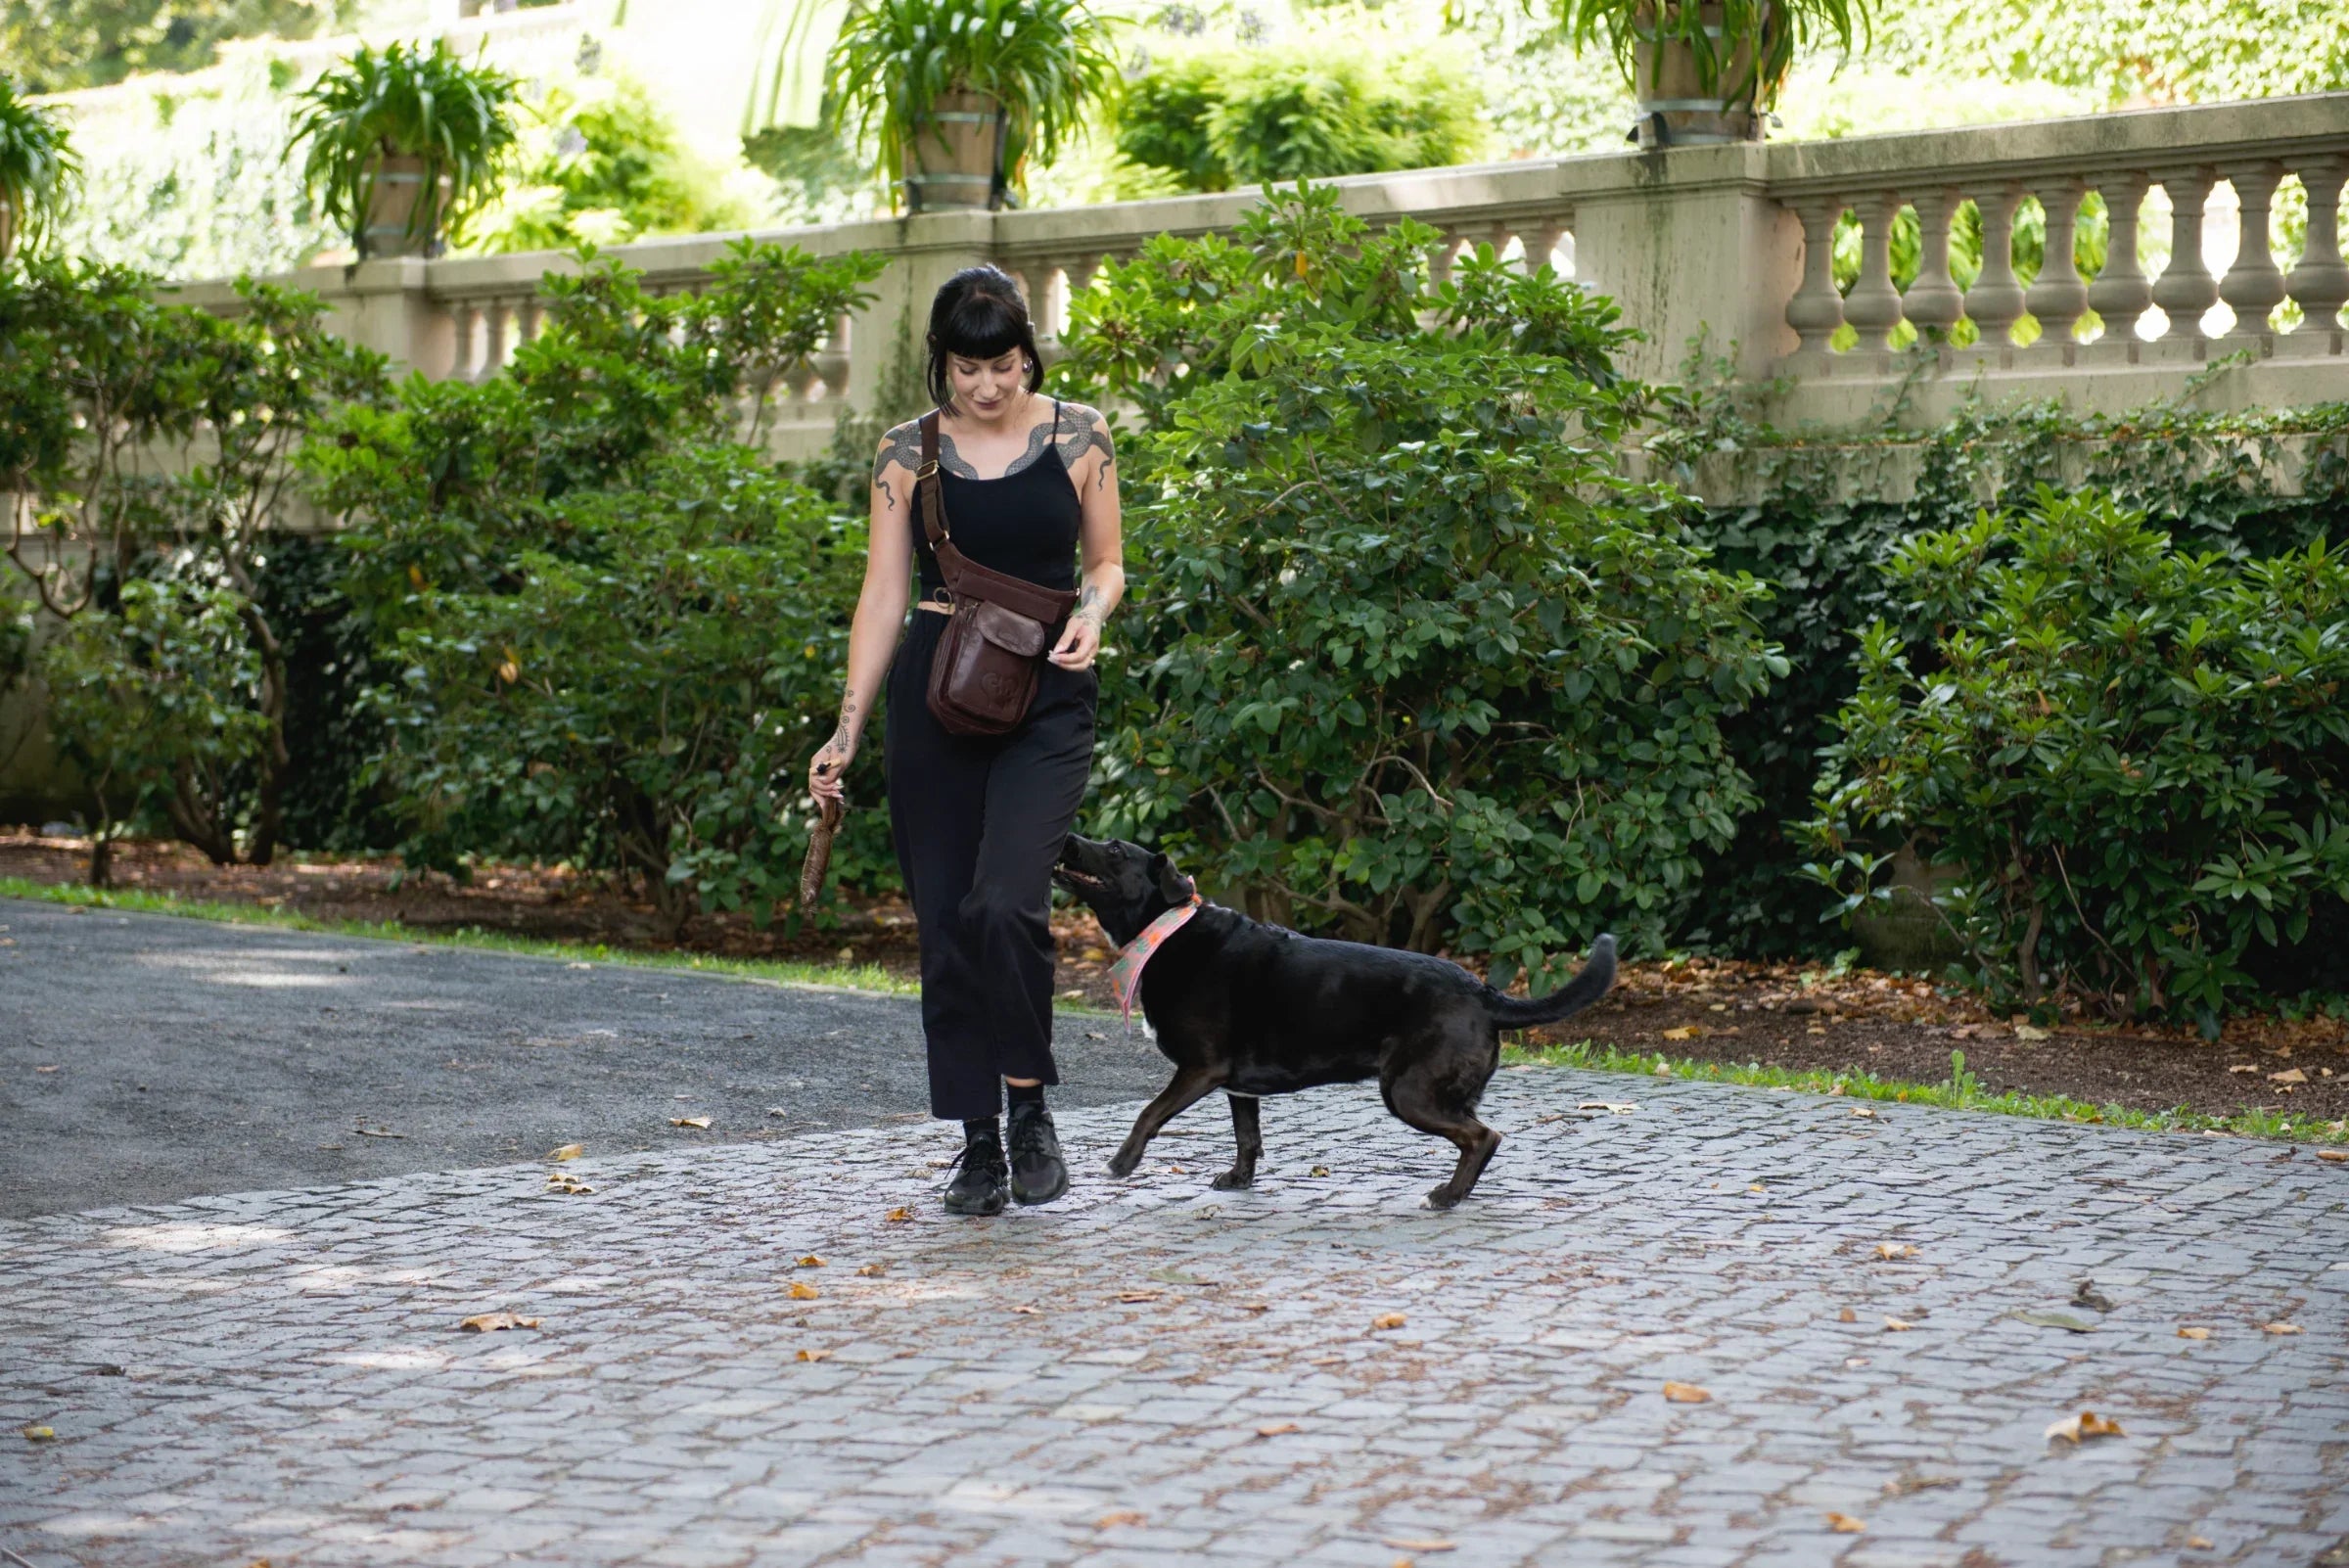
[916,409,962,593]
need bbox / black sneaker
[1007,1100,1069,1206]
[944,1128,1009,1217]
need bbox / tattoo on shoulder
[935,432,981,480]
[873,421,921,504]
[1055,403,1116,485]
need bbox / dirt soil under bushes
[7,832,2345,1128]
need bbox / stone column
[2086,174,2152,344]
[2024,180,2088,346]
[2284,156,2349,333]
[1841,192,1905,352]
[1964,185,2026,347]
[2217,161,2285,337]
[2150,166,2220,341]
[1902,189,1963,342]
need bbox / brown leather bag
[916,409,1080,737]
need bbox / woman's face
[946,347,1026,418]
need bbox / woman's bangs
[940,294,1027,363]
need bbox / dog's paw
[1421,1186,1463,1211]
[1211,1170,1254,1191]
[1105,1153,1141,1178]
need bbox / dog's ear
[1150,852,1195,902]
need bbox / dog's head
[1053,834,1196,946]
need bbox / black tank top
[914,398,1082,601]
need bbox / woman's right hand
[808,736,854,805]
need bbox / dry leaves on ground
[543,1173,595,1196]
[1662,1381,1712,1404]
[1662,1026,1698,1040]
[1837,1307,1858,1323]
[797,1255,825,1268]
[1883,1316,1915,1332]
[1382,1539,1457,1552]
[1876,1242,1919,1260]
[545,1143,583,1163]
[2045,1410,2125,1443]
[1825,1512,1867,1534]
[459,1312,540,1333]
[1851,1106,1877,1119]
[2264,1322,2302,1334]
[2318,1150,2348,1163]
[22,1425,55,1442]
[1577,1101,1637,1115]
[1371,1313,1407,1330]
[1256,1421,1300,1437]
[856,1263,887,1275]
[2178,1325,2213,1340]
[884,1207,911,1222]
[796,1349,830,1362]
[787,1282,818,1301]
[669,1116,712,1130]
[1096,1510,1146,1528]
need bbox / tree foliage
[1805,488,2349,1026]
[1057,184,1782,981]
[0,0,359,94]
[302,240,887,937]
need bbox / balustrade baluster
[519,299,544,345]
[813,311,852,399]
[1428,230,1466,288]
[1903,190,1962,340]
[1063,253,1104,318]
[2085,174,2152,342]
[2150,166,2220,340]
[1964,185,2026,346]
[450,300,484,381]
[1527,217,1570,278]
[1784,198,1846,352]
[1843,193,1905,351]
[1036,264,1069,340]
[2218,161,2286,336]
[2025,180,2088,346]
[484,299,513,377]
[2284,156,2349,332]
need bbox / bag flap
[971,599,1050,657]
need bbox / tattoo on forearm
[826,692,859,757]
[1076,585,1103,623]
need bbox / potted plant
[0,74,81,265]
[826,0,1124,211]
[1543,0,1869,147]
[288,40,523,259]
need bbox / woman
[807,266,1125,1217]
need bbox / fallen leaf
[2271,1068,2309,1084]
[1662,1381,1711,1404]
[1243,1302,1270,1313]
[2013,1023,2050,1040]
[1825,1512,1867,1534]
[1882,1475,1958,1496]
[2188,1537,2214,1549]
[1883,1316,1914,1332]
[884,1207,911,1222]
[669,1116,712,1130]
[1747,1183,1767,1194]
[1876,1242,1918,1260]
[856,1263,887,1275]
[1311,1165,1331,1176]
[1256,1421,1300,1436]
[1371,1312,1407,1330]
[2178,1325,2212,1340]
[2228,1064,2259,1074]
[1012,1305,1039,1314]
[787,1282,818,1301]
[1837,1307,1858,1323]
[351,1125,407,1139]
[2263,1322,2302,1334]
[545,1143,583,1163]
[2045,1409,2125,1443]
[1577,1101,1638,1114]
[797,1255,825,1268]
[459,1312,540,1333]
[1851,1106,1877,1118]
[1382,1539,1457,1552]
[2319,1150,2348,1163]
[796,1348,830,1362]
[1662,1026,1699,1040]
[1097,1510,1147,1528]
[2012,1311,2096,1333]
[543,1174,596,1195]
[1117,1290,1164,1304]
[22,1425,55,1442]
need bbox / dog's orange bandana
[1107,894,1203,1024]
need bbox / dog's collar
[1107,894,1203,1024]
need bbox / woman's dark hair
[925,265,1044,410]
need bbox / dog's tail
[1483,935,1618,1030]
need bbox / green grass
[1502,1037,2349,1144]
[0,874,921,997]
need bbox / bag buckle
[917,460,940,481]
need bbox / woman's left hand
[1048,612,1101,670]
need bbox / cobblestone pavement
[5,1071,2347,1568]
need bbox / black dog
[1053,834,1617,1209]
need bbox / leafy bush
[1114,44,1487,192]
[1804,487,2349,1026]
[0,256,386,871]
[1057,184,1781,984]
[0,0,360,94]
[304,240,888,936]
[0,71,82,257]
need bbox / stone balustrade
[165,93,2349,457]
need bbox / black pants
[886,610,1097,1121]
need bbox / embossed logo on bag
[980,669,1015,701]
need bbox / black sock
[963,1116,1000,1144]
[1006,1082,1045,1109]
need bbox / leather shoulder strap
[915,409,964,591]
